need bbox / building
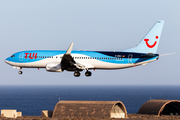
[138,99,180,116]
[1,109,22,118]
[41,110,53,117]
[52,100,127,119]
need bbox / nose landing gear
[18,71,23,74]
[18,67,23,75]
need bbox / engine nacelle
[46,63,63,72]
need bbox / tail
[123,20,164,54]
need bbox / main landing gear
[74,71,81,77]
[74,70,92,77]
[85,71,92,77]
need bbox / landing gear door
[128,54,133,64]
[19,52,24,61]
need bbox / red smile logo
[144,36,158,48]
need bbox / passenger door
[128,54,133,64]
[19,52,24,61]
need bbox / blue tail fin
[123,20,164,54]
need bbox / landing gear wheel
[74,71,80,77]
[85,71,92,77]
[18,71,23,75]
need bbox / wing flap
[75,62,94,70]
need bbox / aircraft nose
[5,58,11,65]
[5,59,9,64]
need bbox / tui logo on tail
[144,36,158,48]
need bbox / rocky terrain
[1,114,180,120]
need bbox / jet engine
[46,63,63,72]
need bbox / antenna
[59,96,60,101]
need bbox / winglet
[65,43,74,55]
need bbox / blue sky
[0,0,179,85]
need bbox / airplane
[5,20,164,77]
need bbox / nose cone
[5,57,11,65]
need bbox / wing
[61,43,94,71]
[60,43,76,71]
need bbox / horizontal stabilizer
[159,53,175,56]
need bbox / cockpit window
[11,55,15,58]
